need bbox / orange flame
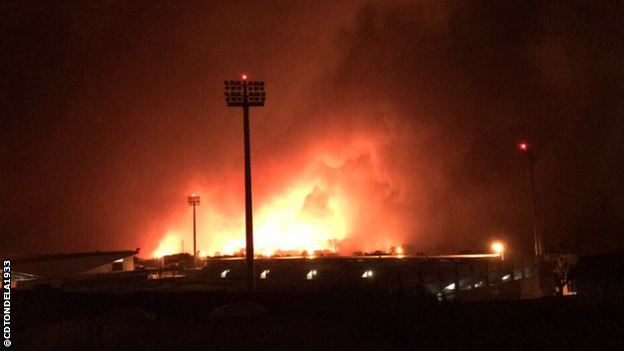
[151,138,406,258]
[152,181,351,258]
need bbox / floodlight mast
[519,143,542,256]
[187,194,200,269]
[224,75,266,292]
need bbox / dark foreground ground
[13,288,624,351]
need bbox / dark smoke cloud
[1,1,623,256]
[315,0,624,254]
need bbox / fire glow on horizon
[153,180,350,258]
[151,139,399,258]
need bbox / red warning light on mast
[241,73,248,80]
[519,143,528,151]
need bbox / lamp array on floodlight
[188,194,201,206]
[224,79,266,107]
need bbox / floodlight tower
[224,74,266,292]
[519,143,543,256]
[187,193,200,269]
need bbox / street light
[492,241,505,261]
[519,142,543,256]
[187,193,200,269]
[224,74,266,292]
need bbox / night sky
[2,1,623,257]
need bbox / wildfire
[150,139,406,259]
[253,184,349,254]
[151,181,351,258]
[153,233,181,258]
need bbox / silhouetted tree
[554,253,579,296]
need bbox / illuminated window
[306,270,318,280]
[220,269,230,278]
[260,269,270,279]
[444,283,456,291]
[502,274,511,282]
[362,270,373,278]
